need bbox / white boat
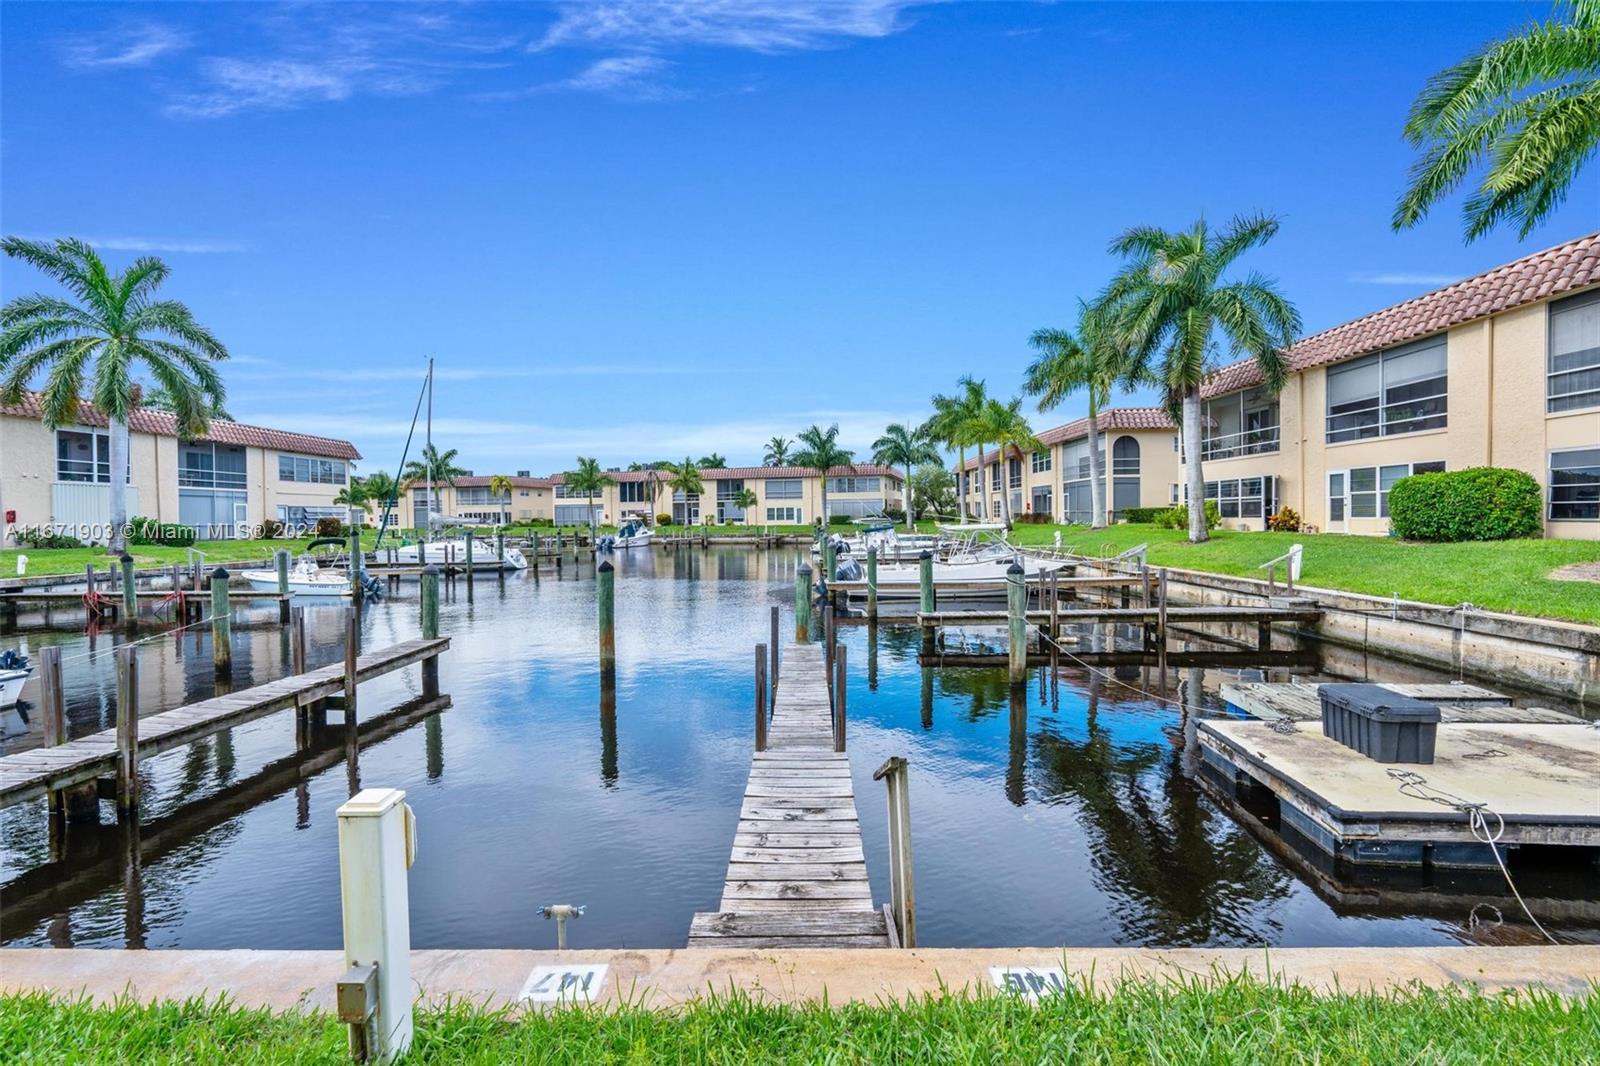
[0,650,31,708]
[812,522,940,563]
[831,524,1069,599]
[611,522,654,549]
[242,556,352,597]
[389,538,528,571]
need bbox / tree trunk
[998,449,1014,530]
[819,477,829,531]
[1087,406,1105,529]
[975,444,987,520]
[108,416,130,554]
[957,446,968,520]
[1182,387,1208,543]
[905,462,915,531]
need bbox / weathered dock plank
[689,641,888,948]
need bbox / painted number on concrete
[519,964,609,1004]
[990,966,1067,1000]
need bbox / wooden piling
[119,554,136,624]
[342,606,359,717]
[769,605,780,697]
[348,530,363,598]
[795,563,812,643]
[84,563,97,598]
[420,565,441,697]
[1156,567,1169,681]
[1007,562,1027,686]
[834,644,847,753]
[866,546,878,621]
[115,644,139,816]
[918,550,934,616]
[290,606,307,674]
[465,533,474,582]
[597,559,616,670]
[755,644,768,752]
[40,646,65,747]
[274,549,291,624]
[872,756,915,947]
[823,538,837,584]
[210,568,232,675]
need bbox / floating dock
[688,641,890,949]
[1220,681,1585,725]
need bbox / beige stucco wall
[0,415,175,533]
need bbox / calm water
[2,547,1594,950]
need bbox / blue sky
[3,1,1594,476]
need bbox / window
[1201,477,1271,521]
[1339,461,1444,519]
[989,464,1002,491]
[765,478,802,499]
[716,479,745,499]
[1550,448,1599,520]
[1111,436,1141,476]
[1326,337,1448,442]
[1007,458,1022,489]
[56,429,111,482]
[1031,449,1052,473]
[619,482,648,503]
[278,453,347,484]
[1348,466,1378,517]
[766,506,802,523]
[1030,485,1052,515]
[1202,387,1280,459]
[1170,483,1179,504]
[1550,289,1600,412]
[829,476,880,494]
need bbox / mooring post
[40,645,65,747]
[866,546,878,621]
[823,603,835,707]
[464,534,474,583]
[336,788,415,1065]
[119,553,136,624]
[420,565,440,699]
[496,529,505,566]
[1141,563,1152,609]
[823,537,837,584]
[597,559,616,671]
[834,643,847,752]
[115,643,140,817]
[795,563,812,642]
[291,606,307,674]
[918,550,934,617]
[872,756,915,948]
[85,562,97,598]
[275,549,291,624]
[1157,567,1169,681]
[1007,562,1027,686]
[210,568,232,675]
[769,604,780,697]
[343,606,360,719]
[755,643,768,752]
[349,529,364,599]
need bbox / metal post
[420,565,440,699]
[337,789,415,1064]
[795,563,812,643]
[597,560,615,671]
[769,605,780,698]
[834,643,847,753]
[866,546,878,621]
[119,553,136,623]
[344,606,360,717]
[918,550,933,617]
[115,643,139,816]
[1006,562,1027,686]
[210,568,232,675]
[755,644,768,752]
[872,757,915,948]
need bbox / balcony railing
[1200,426,1280,462]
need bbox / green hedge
[1121,507,1167,524]
[128,517,197,547]
[1387,467,1543,541]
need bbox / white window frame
[1549,448,1599,521]
[1326,337,1449,443]
[1548,288,1600,413]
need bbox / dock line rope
[1385,768,1559,945]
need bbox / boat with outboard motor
[242,554,353,597]
[599,521,654,551]
[0,649,32,708]
[389,537,527,571]
[812,521,940,563]
[829,523,1068,599]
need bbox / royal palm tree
[564,456,614,539]
[661,457,703,525]
[763,435,792,466]
[1,238,228,553]
[488,473,514,526]
[872,422,942,531]
[1103,214,1300,543]
[975,397,1040,530]
[1026,300,1142,528]
[928,376,988,520]
[791,424,854,529]
[1394,0,1600,241]
[141,382,232,422]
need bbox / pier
[688,641,891,949]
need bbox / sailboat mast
[426,356,434,538]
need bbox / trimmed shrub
[828,513,853,526]
[1154,501,1220,531]
[313,516,344,539]
[655,514,673,526]
[1121,506,1167,524]
[883,506,906,523]
[1387,467,1543,542]
[12,526,84,549]
[1015,512,1053,525]
[128,517,198,547]
[259,518,286,539]
[1267,508,1301,532]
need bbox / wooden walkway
[688,642,890,949]
[0,637,448,808]
[918,605,1323,627]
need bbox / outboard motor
[360,572,385,600]
[597,535,616,553]
[835,556,863,582]
[0,649,30,672]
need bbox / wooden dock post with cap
[597,560,616,671]
[769,605,780,698]
[114,644,139,816]
[1007,562,1027,685]
[119,554,136,624]
[833,644,846,753]
[348,530,363,599]
[420,565,440,698]
[275,549,292,624]
[754,644,768,752]
[210,568,232,675]
[794,563,812,643]
[872,756,915,948]
[866,546,878,621]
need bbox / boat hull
[0,669,29,708]
[241,572,351,597]
[386,541,528,570]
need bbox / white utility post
[337,788,417,1064]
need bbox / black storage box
[1318,684,1440,764]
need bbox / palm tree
[488,474,514,526]
[1103,214,1300,543]
[928,376,988,520]
[361,471,400,529]
[763,435,792,466]
[1393,0,1600,241]
[791,424,854,529]
[401,443,468,486]
[697,452,727,469]
[733,486,759,525]
[564,456,615,539]
[333,482,371,523]
[661,457,703,525]
[141,382,232,422]
[1,238,228,553]
[1026,300,1142,528]
[975,397,1040,530]
[872,422,942,531]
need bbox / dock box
[1318,684,1440,764]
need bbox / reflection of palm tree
[934,667,1013,722]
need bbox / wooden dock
[0,636,449,809]
[918,605,1323,628]
[688,642,890,949]
[1220,681,1586,725]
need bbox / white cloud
[533,0,929,53]
[87,236,250,254]
[165,58,365,118]
[476,55,681,102]
[1349,272,1459,287]
[63,22,191,68]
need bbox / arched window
[1112,436,1141,476]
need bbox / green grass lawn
[913,521,1600,624]
[1,980,1593,1064]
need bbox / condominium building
[0,395,362,542]
[1184,232,1598,538]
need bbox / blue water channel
[1,547,1593,949]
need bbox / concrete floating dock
[1199,718,1600,867]
[1221,681,1585,725]
[689,641,889,949]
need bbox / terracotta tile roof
[546,463,903,484]
[0,393,360,459]
[960,407,1175,470]
[450,475,553,489]
[1201,230,1600,399]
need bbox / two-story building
[960,407,1182,524]
[1,395,362,542]
[1184,232,1598,538]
